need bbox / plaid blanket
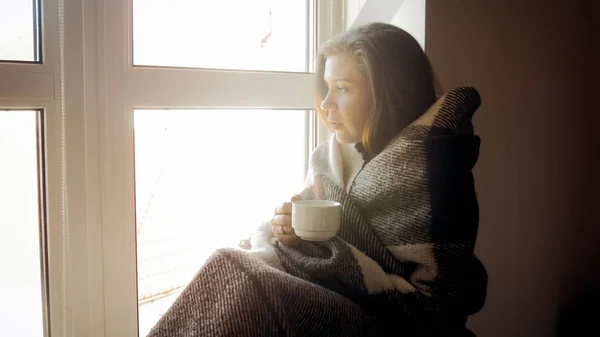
[146,86,488,337]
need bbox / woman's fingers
[270,214,295,237]
[271,214,291,226]
[274,224,294,236]
[274,202,292,216]
[270,222,294,236]
[271,195,302,247]
[274,195,302,215]
[277,232,299,246]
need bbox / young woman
[148,22,488,337]
[272,22,439,246]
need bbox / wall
[347,0,426,48]
[426,0,599,336]
[390,0,425,49]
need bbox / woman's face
[321,53,373,144]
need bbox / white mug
[292,200,341,241]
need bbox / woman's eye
[337,86,348,92]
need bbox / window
[130,0,315,329]
[133,0,311,72]
[0,0,42,62]
[1,0,430,334]
[0,0,61,336]
[0,110,47,336]
[130,0,316,332]
[135,109,307,335]
[101,1,345,336]
[0,0,347,335]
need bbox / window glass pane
[0,110,45,336]
[0,0,40,62]
[135,109,307,335]
[133,0,311,72]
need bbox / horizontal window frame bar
[126,67,316,110]
[0,68,54,100]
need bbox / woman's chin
[334,132,358,145]
[334,133,347,144]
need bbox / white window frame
[0,0,108,336]
[0,1,428,336]
[0,0,346,336]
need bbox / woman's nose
[320,93,337,112]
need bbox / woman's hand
[271,194,302,247]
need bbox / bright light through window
[0,0,41,62]
[133,0,311,72]
[0,110,45,336]
[135,109,307,335]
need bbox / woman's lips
[330,123,342,130]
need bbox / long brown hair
[315,22,438,156]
